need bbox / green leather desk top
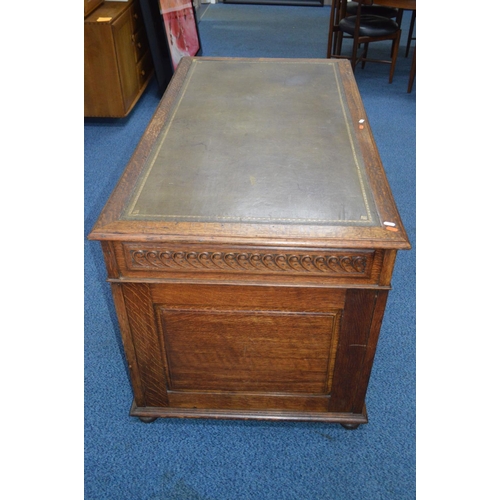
[90,57,410,250]
[122,58,378,226]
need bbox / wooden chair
[348,3,414,60]
[327,0,402,84]
[327,1,402,57]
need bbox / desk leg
[139,416,157,423]
[408,47,416,93]
[341,423,360,430]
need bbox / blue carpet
[85,4,415,499]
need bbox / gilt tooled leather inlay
[125,246,372,276]
[121,59,379,227]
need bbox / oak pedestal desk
[89,57,411,429]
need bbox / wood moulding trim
[123,244,376,277]
[130,400,368,424]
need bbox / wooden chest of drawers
[89,57,411,428]
[84,0,153,117]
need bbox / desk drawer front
[116,243,382,283]
[137,50,153,87]
[130,0,144,33]
[132,28,149,62]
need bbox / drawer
[110,242,386,286]
[132,28,149,62]
[130,0,144,34]
[137,51,153,87]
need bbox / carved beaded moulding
[123,244,374,276]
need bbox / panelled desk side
[89,57,411,428]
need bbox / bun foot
[139,416,157,423]
[341,423,360,430]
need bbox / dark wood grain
[328,289,377,413]
[121,283,170,407]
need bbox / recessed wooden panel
[157,307,341,394]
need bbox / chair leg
[407,46,416,92]
[326,0,338,58]
[350,39,358,72]
[395,8,404,27]
[327,33,333,58]
[405,11,416,58]
[328,29,341,58]
[361,43,369,69]
[336,32,344,56]
[388,31,401,84]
